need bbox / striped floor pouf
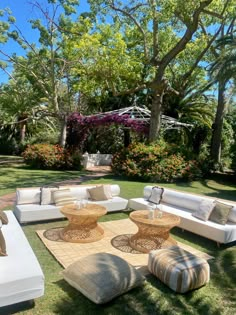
[148,246,210,293]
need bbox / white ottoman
[148,246,210,293]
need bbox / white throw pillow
[40,187,59,205]
[192,199,216,221]
[52,189,76,206]
[147,187,164,204]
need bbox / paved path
[0,166,111,210]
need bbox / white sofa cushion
[162,189,203,212]
[16,188,41,205]
[14,204,65,223]
[0,211,44,307]
[88,197,128,212]
[65,186,91,200]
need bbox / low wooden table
[129,210,180,253]
[60,204,107,243]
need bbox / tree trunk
[149,89,164,142]
[19,123,26,143]
[59,115,68,147]
[210,79,227,165]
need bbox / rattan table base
[129,210,180,253]
[60,204,107,243]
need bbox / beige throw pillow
[52,189,76,207]
[41,187,59,205]
[87,185,112,201]
[0,230,7,256]
[62,253,145,304]
[192,199,216,221]
[0,211,8,225]
[209,201,233,225]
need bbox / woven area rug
[36,218,213,275]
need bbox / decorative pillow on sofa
[192,199,216,221]
[62,253,145,304]
[0,211,8,225]
[209,201,233,225]
[87,185,112,201]
[0,229,7,256]
[228,206,236,223]
[40,187,59,205]
[147,186,164,204]
[52,189,76,207]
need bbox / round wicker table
[129,210,180,253]
[60,204,107,243]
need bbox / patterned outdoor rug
[37,218,213,275]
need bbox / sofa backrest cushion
[161,189,203,212]
[16,188,41,205]
[63,184,120,200]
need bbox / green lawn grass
[0,165,236,314]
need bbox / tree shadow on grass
[53,273,224,315]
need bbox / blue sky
[0,0,90,83]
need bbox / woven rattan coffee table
[129,210,180,253]
[60,204,107,243]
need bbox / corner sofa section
[14,184,128,223]
[128,186,236,245]
[0,211,44,307]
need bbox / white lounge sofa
[128,186,236,245]
[0,211,44,307]
[14,184,128,223]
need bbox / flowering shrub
[22,144,82,170]
[66,112,149,150]
[111,142,202,182]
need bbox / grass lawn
[0,163,236,314]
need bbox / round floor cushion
[62,252,145,304]
[148,246,210,293]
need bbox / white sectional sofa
[0,211,44,307]
[129,186,236,245]
[14,184,128,223]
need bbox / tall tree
[0,0,84,147]
[209,31,236,166]
[87,0,233,142]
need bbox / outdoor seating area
[2,181,236,313]
[129,186,236,245]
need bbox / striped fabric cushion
[148,246,210,293]
[52,189,76,207]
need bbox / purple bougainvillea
[66,112,149,150]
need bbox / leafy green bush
[111,142,202,182]
[22,144,83,170]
